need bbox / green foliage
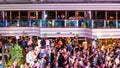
[43,33,47,37]
[76,34,80,37]
[0,34,2,39]
[10,44,23,63]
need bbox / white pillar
[116,20,118,28]
[104,20,106,28]
[64,20,67,27]
[52,20,54,27]
[17,19,19,27]
[40,20,42,27]
[29,19,32,27]
[2,11,5,26]
[76,20,78,27]
[42,10,47,27]
[88,10,91,19]
[42,10,46,20]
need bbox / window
[93,20,104,28]
[78,12,84,17]
[30,11,36,19]
[12,11,19,19]
[20,11,28,19]
[106,20,116,28]
[67,11,75,19]
[30,12,36,17]
[118,20,120,28]
[107,11,116,19]
[0,12,2,20]
[92,11,105,19]
[6,11,10,19]
[38,11,42,19]
[118,11,120,19]
[46,11,56,19]
[57,11,65,19]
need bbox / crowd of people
[9,37,120,68]
[1,36,120,68]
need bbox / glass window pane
[118,11,120,19]
[31,19,40,27]
[38,11,42,19]
[67,11,75,19]
[46,11,56,19]
[12,11,19,19]
[106,20,116,28]
[118,20,120,28]
[93,20,104,28]
[30,12,36,16]
[54,20,65,27]
[78,12,84,17]
[20,11,28,19]
[57,11,65,19]
[66,20,77,27]
[19,20,29,27]
[6,11,10,20]
[86,19,92,28]
[0,12,2,20]
[41,20,52,27]
[92,11,105,19]
[107,11,116,19]
[30,11,36,19]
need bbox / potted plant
[8,44,23,67]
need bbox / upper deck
[0,3,120,39]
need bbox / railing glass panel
[31,19,40,27]
[106,20,116,28]
[54,20,65,27]
[66,20,77,27]
[41,20,52,27]
[9,20,18,27]
[118,20,120,28]
[93,20,104,28]
[0,20,4,27]
[85,19,92,28]
[19,20,29,27]
[0,19,117,28]
[78,20,92,28]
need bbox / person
[46,62,50,68]
[11,61,19,68]
[24,63,30,68]
[0,60,2,68]
[26,50,35,66]
[58,53,65,67]
[39,56,46,68]
[57,15,61,27]
[32,59,40,68]
[40,39,46,49]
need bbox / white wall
[0,3,120,10]
[0,27,120,39]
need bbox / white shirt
[26,51,34,65]
[115,57,119,64]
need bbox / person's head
[34,59,37,63]
[65,64,69,68]
[55,62,58,66]
[87,61,91,66]
[13,61,18,66]
[26,63,29,66]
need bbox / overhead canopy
[0,0,120,4]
